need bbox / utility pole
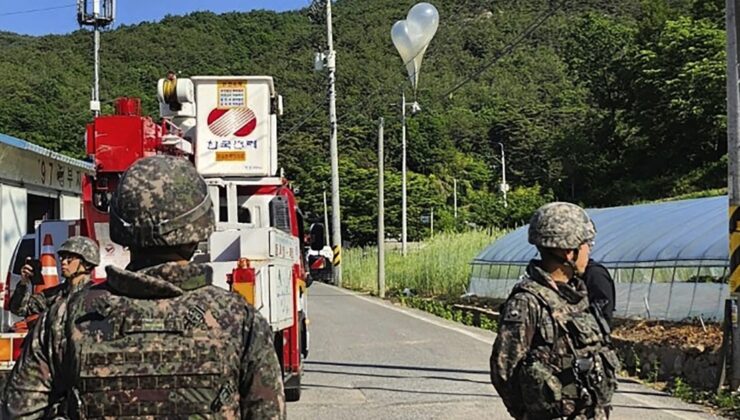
[77,0,115,117]
[323,190,330,245]
[93,24,100,116]
[726,0,740,390]
[377,118,385,298]
[430,207,434,238]
[401,91,408,256]
[325,0,343,286]
[311,0,342,283]
[497,142,509,208]
[399,95,420,256]
[453,178,458,219]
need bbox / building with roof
[469,196,728,321]
[0,133,93,280]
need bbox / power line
[335,81,403,125]
[439,2,562,100]
[278,100,326,145]
[339,2,562,126]
[0,4,76,18]
[289,0,562,136]
[333,2,452,125]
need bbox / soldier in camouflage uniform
[490,202,619,420]
[3,155,286,419]
[9,236,100,319]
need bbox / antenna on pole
[77,0,115,117]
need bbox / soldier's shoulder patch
[502,296,528,324]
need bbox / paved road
[288,283,725,419]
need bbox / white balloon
[391,20,421,89]
[407,2,439,49]
[391,20,415,65]
[410,43,429,88]
[391,2,440,91]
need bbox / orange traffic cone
[12,234,61,332]
[35,234,59,294]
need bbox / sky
[0,1,313,36]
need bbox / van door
[2,236,34,331]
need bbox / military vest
[511,279,619,417]
[63,286,248,419]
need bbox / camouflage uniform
[2,156,286,419]
[8,275,89,318]
[9,236,100,319]
[490,202,618,420]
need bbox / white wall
[59,194,82,220]
[0,184,27,276]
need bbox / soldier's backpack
[511,280,620,417]
[61,285,249,419]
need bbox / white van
[1,234,34,331]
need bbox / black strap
[588,302,612,342]
[514,284,562,353]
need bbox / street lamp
[496,142,509,208]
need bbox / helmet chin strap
[565,245,584,279]
[542,247,579,277]
[70,260,93,278]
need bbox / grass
[396,295,499,332]
[343,230,500,298]
[666,377,740,417]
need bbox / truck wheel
[300,312,309,359]
[285,352,303,401]
[285,378,301,402]
[284,321,304,402]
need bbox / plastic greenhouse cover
[473,195,728,267]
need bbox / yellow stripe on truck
[0,337,11,362]
[234,283,255,306]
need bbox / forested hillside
[0,0,727,244]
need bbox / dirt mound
[613,319,722,351]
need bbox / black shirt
[583,259,616,326]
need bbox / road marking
[325,286,718,420]
[329,286,493,345]
[617,391,704,420]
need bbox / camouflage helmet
[110,155,215,248]
[57,236,100,266]
[528,202,595,249]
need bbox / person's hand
[20,258,34,284]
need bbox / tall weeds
[343,230,500,298]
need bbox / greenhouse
[468,196,728,321]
